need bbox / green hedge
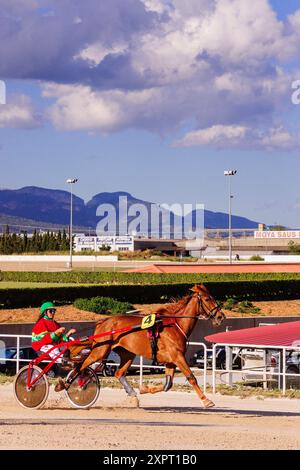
[1,279,300,309]
[74,296,133,315]
[1,270,300,284]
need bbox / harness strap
[175,320,188,340]
[147,323,162,365]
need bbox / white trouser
[40,344,64,363]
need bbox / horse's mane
[155,294,192,316]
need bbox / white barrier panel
[0,255,118,262]
[204,255,300,262]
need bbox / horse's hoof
[139,385,148,395]
[122,396,139,408]
[54,378,66,392]
[201,398,215,409]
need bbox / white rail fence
[0,334,208,391]
[212,343,300,395]
[2,333,300,395]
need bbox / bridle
[171,292,224,340]
[122,292,224,323]
[196,293,224,322]
[153,292,224,323]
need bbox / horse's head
[190,284,225,326]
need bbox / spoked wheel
[14,365,49,409]
[65,367,100,409]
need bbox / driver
[32,301,76,363]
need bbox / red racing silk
[31,316,68,351]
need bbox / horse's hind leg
[174,353,215,409]
[79,342,112,373]
[140,364,176,395]
[55,342,112,392]
[114,349,138,401]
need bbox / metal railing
[0,334,208,392]
[212,342,300,395]
[3,333,300,396]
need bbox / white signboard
[74,235,134,252]
[254,231,300,239]
[115,236,133,245]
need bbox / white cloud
[259,127,300,152]
[74,42,127,67]
[132,0,295,86]
[0,95,42,129]
[175,125,300,151]
[175,125,248,148]
[142,0,169,14]
[43,83,159,132]
[32,0,300,150]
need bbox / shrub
[237,300,260,314]
[99,244,111,252]
[249,255,265,261]
[288,241,300,254]
[222,297,238,310]
[1,278,300,310]
[74,296,133,315]
[2,272,300,309]
[2,270,300,284]
[223,298,260,314]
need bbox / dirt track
[1,384,300,450]
[1,259,300,273]
[1,298,300,324]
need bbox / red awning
[205,320,300,347]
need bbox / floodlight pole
[66,178,78,269]
[224,170,237,264]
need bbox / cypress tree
[57,230,62,251]
[62,229,69,251]
[41,232,48,251]
[22,232,28,252]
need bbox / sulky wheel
[14,365,49,409]
[65,367,100,409]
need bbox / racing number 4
[141,314,156,329]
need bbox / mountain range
[0,186,261,233]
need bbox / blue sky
[0,0,300,227]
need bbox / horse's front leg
[140,364,175,394]
[174,353,215,409]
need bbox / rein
[72,293,223,339]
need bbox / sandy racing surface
[1,384,300,450]
[2,299,300,324]
[1,299,300,450]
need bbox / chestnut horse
[70,284,225,408]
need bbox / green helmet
[40,301,55,316]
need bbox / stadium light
[224,170,237,264]
[66,178,78,269]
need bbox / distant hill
[0,186,261,233]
